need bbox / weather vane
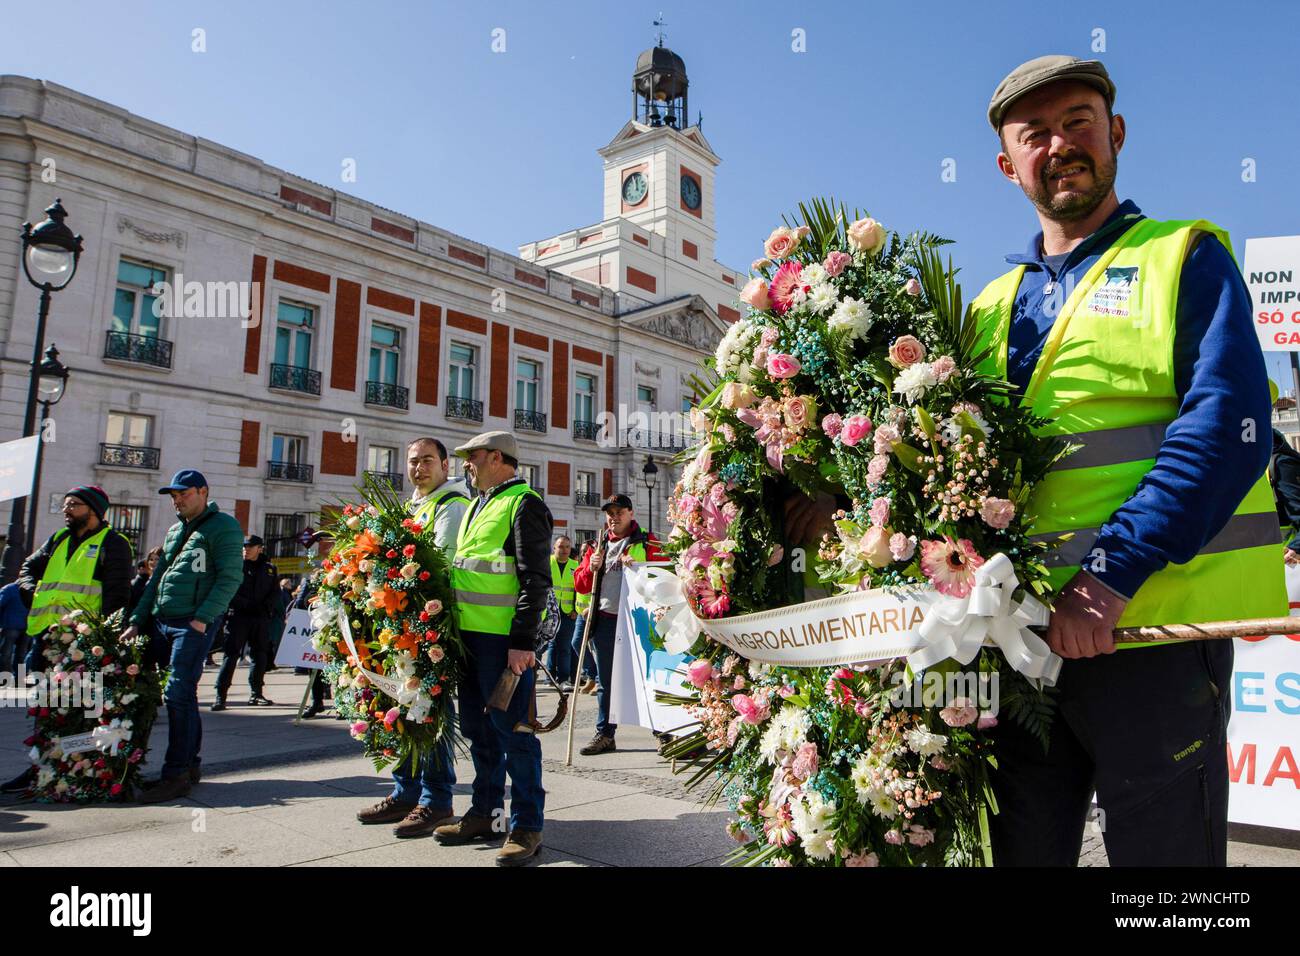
[653,12,667,47]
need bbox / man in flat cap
[433,431,552,866]
[975,55,1284,865]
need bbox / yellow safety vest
[27,527,112,636]
[970,217,1285,641]
[451,482,542,636]
[550,556,576,614]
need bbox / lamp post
[642,455,659,538]
[1,199,83,583]
[25,345,70,553]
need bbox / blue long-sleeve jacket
[1001,199,1272,599]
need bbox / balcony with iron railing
[269,363,322,395]
[103,330,173,369]
[266,460,314,483]
[364,470,404,491]
[366,380,409,410]
[621,427,699,453]
[515,409,547,433]
[98,443,160,470]
[574,491,602,508]
[573,419,601,442]
[446,395,483,423]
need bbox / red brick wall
[366,286,415,316]
[514,328,548,352]
[279,184,332,215]
[603,468,613,497]
[548,461,570,498]
[416,302,442,406]
[243,255,267,374]
[551,340,569,429]
[605,354,615,418]
[626,266,657,294]
[573,346,602,367]
[633,233,649,247]
[238,421,260,468]
[272,260,331,293]
[332,279,361,391]
[489,322,510,419]
[449,245,487,268]
[447,310,487,334]
[682,239,698,260]
[514,268,546,289]
[321,431,356,476]
[234,499,250,533]
[718,304,741,324]
[572,289,600,308]
[371,217,415,243]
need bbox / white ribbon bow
[627,566,704,655]
[910,552,1061,686]
[92,723,132,757]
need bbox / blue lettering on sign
[1234,672,1267,713]
[1276,673,1300,715]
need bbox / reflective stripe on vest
[551,556,576,613]
[970,217,1286,641]
[451,482,541,635]
[27,527,111,636]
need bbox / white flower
[790,791,838,861]
[119,693,138,706]
[941,406,991,444]
[828,296,874,340]
[800,263,830,286]
[806,284,838,315]
[714,320,761,384]
[759,705,811,762]
[904,726,949,756]
[748,660,772,680]
[892,363,938,404]
[867,788,899,820]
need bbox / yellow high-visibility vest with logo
[410,486,468,531]
[27,527,112,636]
[451,482,542,636]
[970,217,1285,645]
[551,556,576,614]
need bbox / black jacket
[1272,430,1300,552]
[464,477,554,651]
[18,523,133,619]
[228,555,279,619]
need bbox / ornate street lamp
[1,199,84,582]
[25,345,71,553]
[642,456,660,538]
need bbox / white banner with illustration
[610,572,700,737]
[274,609,327,670]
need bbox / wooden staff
[1112,617,1300,643]
[565,528,608,766]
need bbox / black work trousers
[988,639,1233,867]
[215,615,270,699]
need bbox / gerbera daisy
[918,536,986,598]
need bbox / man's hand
[120,625,138,641]
[190,619,207,634]
[507,649,535,675]
[784,492,837,548]
[568,611,577,620]
[589,548,605,572]
[1286,548,1300,566]
[1045,570,1128,659]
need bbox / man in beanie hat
[976,56,1282,865]
[1,486,132,793]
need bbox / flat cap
[988,55,1115,130]
[453,430,519,460]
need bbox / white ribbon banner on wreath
[55,724,131,757]
[627,552,1061,685]
[336,610,406,698]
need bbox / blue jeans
[149,617,211,780]
[23,633,45,674]
[390,698,457,808]
[457,631,545,832]
[571,614,597,680]
[547,615,575,684]
[590,612,619,739]
[0,627,22,676]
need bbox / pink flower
[709,482,728,505]
[720,382,756,410]
[821,413,843,439]
[767,261,804,315]
[350,721,369,737]
[733,675,747,691]
[766,353,802,379]
[888,335,927,368]
[751,258,772,272]
[110,783,123,796]
[844,850,880,867]
[726,718,742,746]
[823,251,852,277]
[866,455,890,489]
[738,277,771,311]
[778,684,796,698]
[906,825,936,847]
[688,659,716,689]
[720,423,736,443]
[847,217,886,256]
[760,327,780,348]
[930,755,950,771]
[763,226,802,261]
[732,693,771,725]
[980,497,1016,530]
[840,415,873,446]
[765,807,798,847]
[853,698,874,719]
[700,496,734,542]
[825,668,855,705]
[783,395,813,431]
[977,713,999,730]
[767,545,784,566]
[919,537,986,598]
[869,497,891,528]
[888,533,917,562]
[931,355,957,382]
[884,829,904,845]
[90,646,104,657]
[382,707,400,728]
[125,664,140,676]
[700,588,732,618]
[903,277,922,296]
[860,526,895,568]
[791,741,819,781]
[940,697,979,727]
[873,424,901,455]
[424,599,443,616]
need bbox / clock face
[680,174,701,210]
[622,172,648,205]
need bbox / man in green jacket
[120,470,243,802]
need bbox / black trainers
[189,764,201,785]
[579,734,617,756]
[248,694,275,706]
[1,766,36,794]
[301,704,325,719]
[211,698,227,712]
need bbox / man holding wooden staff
[975,55,1287,865]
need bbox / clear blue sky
[4,0,1298,383]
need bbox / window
[105,412,153,447]
[516,358,540,413]
[368,446,397,474]
[112,259,168,338]
[576,471,595,494]
[106,504,148,557]
[274,301,315,369]
[264,513,305,558]
[575,372,596,423]
[272,433,306,464]
[449,343,478,400]
[519,463,539,488]
[681,396,694,415]
[637,385,657,409]
[369,323,402,385]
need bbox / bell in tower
[632,20,688,130]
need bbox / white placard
[0,436,39,503]
[274,608,326,670]
[1245,236,1300,352]
[610,572,700,737]
[55,731,98,755]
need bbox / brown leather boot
[496,829,543,866]
[434,814,502,845]
[356,795,416,824]
[393,805,456,839]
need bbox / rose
[888,532,917,562]
[791,741,819,781]
[424,599,443,616]
[888,334,926,368]
[783,395,814,431]
[821,413,843,439]
[873,424,901,455]
[732,693,770,725]
[687,659,716,689]
[738,278,771,311]
[720,382,757,410]
[350,721,369,737]
[846,217,886,256]
[763,226,802,260]
[868,496,890,528]
[903,277,922,296]
[931,355,957,382]
[400,562,420,580]
[940,697,978,727]
[751,258,772,271]
[125,664,140,676]
[980,497,1016,529]
[345,516,362,530]
[76,623,92,635]
[840,415,873,446]
[860,526,895,568]
[822,250,853,277]
[766,353,802,379]
[427,645,445,663]
[90,646,104,657]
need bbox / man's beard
[67,513,90,535]
[1023,143,1118,222]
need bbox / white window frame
[271,432,308,465]
[105,411,154,448]
[448,340,480,401]
[112,256,171,338]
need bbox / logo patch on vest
[84,544,100,560]
[1087,266,1139,317]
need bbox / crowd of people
[0,429,661,866]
